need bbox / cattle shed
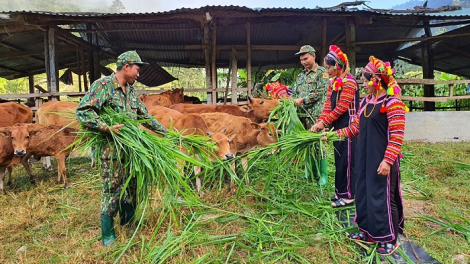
[1,4,470,106]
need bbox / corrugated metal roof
[398,24,470,78]
[1,5,470,82]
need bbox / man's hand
[310,121,325,132]
[295,98,303,106]
[108,124,124,135]
[377,161,391,176]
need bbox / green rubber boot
[318,158,328,187]
[119,201,135,226]
[100,214,116,247]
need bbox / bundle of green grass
[243,99,342,188]
[71,107,216,211]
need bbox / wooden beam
[355,31,470,46]
[0,46,76,60]
[246,22,252,97]
[28,75,34,94]
[185,44,312,51]
[46,27,59,100]
[421,20,435,111]
[321,18,328,60]
[204,24,212,104]
[211,22,217,105]
[0,24,40,34]
[66,27,200,33]
[345,18,356,75]
[231,48,238,105]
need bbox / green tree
[110,0,125,13]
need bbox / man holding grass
[291,45,330,186]
[76,51,167,246]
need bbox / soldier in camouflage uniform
[76,50,168,247]
[292,45,329,186]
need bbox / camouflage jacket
[76,73,167,134]
[292,64,329,121]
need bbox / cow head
[10,124,40,156]
[209,131,234,160]
[170,88,185,104]
[247,98,279,123]
[251,122,278,147]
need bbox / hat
[364,56,401,96]
[295,45,316,56]
[116,50,148,68]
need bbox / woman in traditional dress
[311,45,359,207]
[335,56,407,256]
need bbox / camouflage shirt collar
[110,73,134,94]
[303,63,319,74]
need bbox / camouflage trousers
[100,158,136,217]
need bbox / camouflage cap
[116,50,148,68]
[295,45,316,56]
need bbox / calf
[10,124,78,189]
[201,112,278,190]
[0,127,24,194]
[170,97,279,123]
[147,106,234,194]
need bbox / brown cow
[148,105,234,194]
[139,88,184,108]
[201,112,278,190]
[170,97,279,123]
[0,127,24,194]
[36,101,81,169]
[36,101,79,129]
[0,102,33,127]
[10,124,78,189]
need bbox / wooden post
[46,27,59,101]
[246,22,252,97]
[87,24,95,84]
[322,18,328,61]
[43,29,51,95]
[28,75,34,94]
[80,46,88,91]
[76,47,82,92]
[92,33,101,81]
[345,18,356,75]
[211,23,217,105]
[231,47,238,104]
[422,20,435,111]
[204,24,212,104]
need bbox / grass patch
[0,142,469,263]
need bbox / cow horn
[248,95,253,102]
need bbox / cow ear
[0,129,11,137]
[239,105,252,112]
[250,122,261,129]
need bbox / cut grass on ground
[0,142,469,263]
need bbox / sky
[111,0,410,13]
